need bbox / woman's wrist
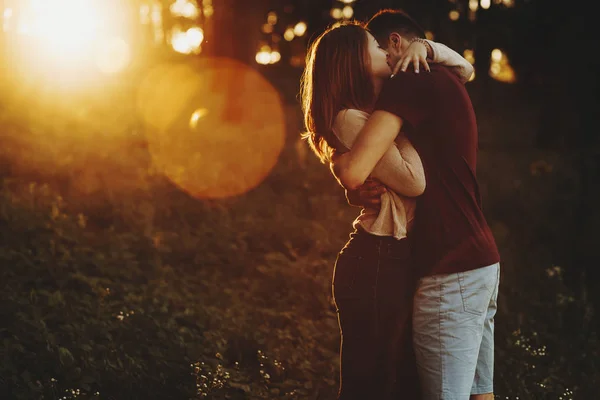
[410,37,433,60]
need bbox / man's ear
[389,33,402,49]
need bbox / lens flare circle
[138,58,286,199]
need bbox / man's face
[379,33,408,69]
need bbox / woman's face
[366,32,391,79]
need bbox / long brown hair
[300,22,376,163]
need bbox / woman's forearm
[332,109,421,195]
[370,136,425,197]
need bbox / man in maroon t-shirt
[333,10,500,400]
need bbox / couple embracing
[300,9,500,400]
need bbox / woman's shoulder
[336,108,369,119]
[332,109,370,148]
[334,109,369,129]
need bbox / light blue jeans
[413,263,500,400]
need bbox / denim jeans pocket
[457,266,496,316]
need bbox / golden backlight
[137,58,286,199]
[489,48,516,83]
[19,0,99,54]
[3,0,131,76]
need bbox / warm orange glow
[449,10,460,21]
[139,4,151,25]
[171,33,193,54]
[171,26,204,55]
[3,7,13,32]
[294,21,307,37]
[151,2,164,44]
[284,27,295,41]
[270,51,281,64]
[137,58,286,199]
[15,0,102,57]
[189,108,209,129]
[489,49,516,83]
[331,8,343,20]
[255,44,280,65]
[262,23,273,34]
[256,51,271,65]
[425,31,434,40]
[3,0,138,77]
[137,63,197,132]
[491,48,503,62]
[256,44,272,65]
[96,37,131,74]
[463,49,475,64]
[294,137,308,169]
[342,6,354,19]
[169,0,200,19]
[481,0,491,9]
[469,0,479,11]
[187,27,204,46]
[267,11,277,25]
[255,44,281,65]
[290,55,305,68]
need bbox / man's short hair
[366,9,426,44]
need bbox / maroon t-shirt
[375,64,500,276]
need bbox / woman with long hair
[300,21,473,399]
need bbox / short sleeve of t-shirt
[374,71,433,128]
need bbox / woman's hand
[391,40,431,77]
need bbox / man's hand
[345,179,386,209]
[391,40,431,76]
